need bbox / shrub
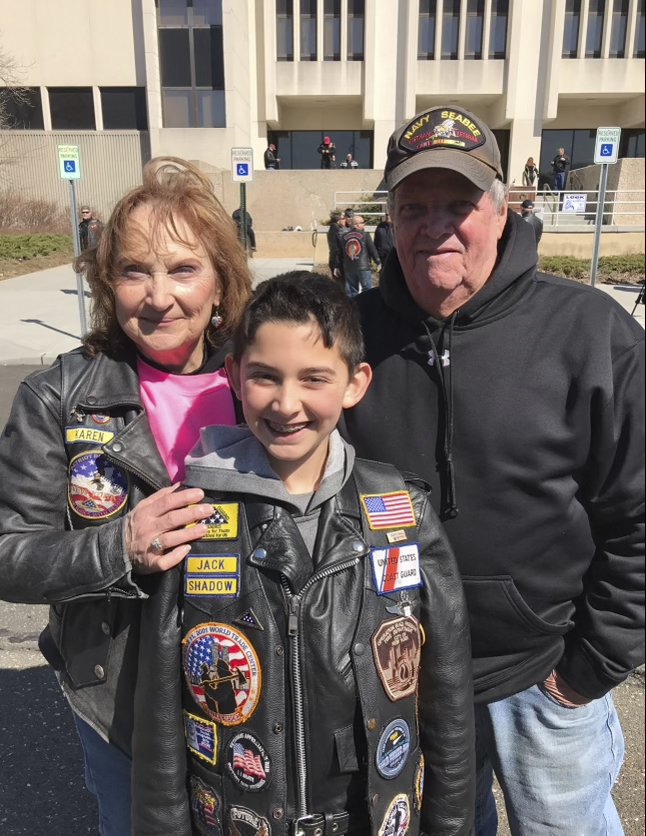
[0,233,73,261]
[539,254,644,284]
[0,190,69,233]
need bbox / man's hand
[124,484,213,574]
[542,669,591,708]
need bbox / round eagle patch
[67,451,128,520]
[182,623,262,727]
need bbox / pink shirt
[137,357,236,482]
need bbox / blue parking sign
[600,143,613,157]
[237,163,249,177]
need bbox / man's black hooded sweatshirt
[344,211,645,704]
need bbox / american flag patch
[361,491,416,530]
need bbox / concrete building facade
[0,0,643,202]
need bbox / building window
[488,0,508,58]
[585,0,605,57]
[0,87,44,129]
[269,129,372,170]
[418,0,437,59]
[49,87,95,129]
[324,0,340,60]
[442,0,460,59]
[157,0,225,128]
[465,0,484,59]
[620,129,645,157]
[347,0,364,60]
[300,0,317,60]
[101,88,148,130]
[609,0,629,56]
[562,0,581,57]
[634,0,645,56]
[277,0,294,61]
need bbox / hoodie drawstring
[422,316,459,519]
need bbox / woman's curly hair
[76,156,252,359]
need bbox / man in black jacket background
[343,104,644,836]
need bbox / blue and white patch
[371,543,422,595]
[184,710,218,765]
[376,719,411,779]
[67,451,128,520]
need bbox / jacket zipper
[280,555,361,818]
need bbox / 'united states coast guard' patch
[67,451,128,520]
[371,544,422,595]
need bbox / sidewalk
[0,261,642,365]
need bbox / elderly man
[343,105,645,835]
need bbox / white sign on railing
[562,193,587,214]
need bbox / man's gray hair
[387,178,508,216]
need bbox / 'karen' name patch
[65,427,114,445]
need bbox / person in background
[344,104,644,836]
[131,271,475,836]
[521,157,538,188]
[374,210,395,266]
[340,152,359,169]
[79,204,103,251]
[263,142,280,170]
[232,206,256,253]
[326,210,346,281]
[335,214,380,298]
[318,135,337,169]
[551,147,570,192]
[521,198,543,245]
[0,157,252,835]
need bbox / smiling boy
[131,272,474,835]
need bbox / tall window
[101,88,148,130]
[562,0,581,57]
[157,0,225,128]
[347,0,365,60]
[0,87,44,129]
[585,0,605,57]
[49,87,95,129]
[300,0,317,60]
[418,0,437,59]
[277,0,294,60]
[634,0,645,56]
[324,0,340,60]
[488,0,508,58]
[465,0,484,59]
[442,0,460,59]
[609,0,629,56]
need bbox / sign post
[231,148,254,256]
[589,127,621,287]
[58,145,87,335]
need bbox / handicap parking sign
[231,147,254,182]
[237,163,249,177]
[600,143,613,157]
[594,128,620,164]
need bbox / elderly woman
[0,157,252,834]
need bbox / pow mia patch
[189,775,223,836]
[67,451,128,520]
[372,617,421,702]
[376,719,411,779]
[184,710,218,765]
[226,731,271,791]
[201,503,239,540]
[182,623,261,726]
[228,807,272,835]
[378,793,411,836]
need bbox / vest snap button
[271,807,284,820]
[101,621,111,635]
[253,547,267,560]
[272,722,283,734]
[275,646,284,656]
[352,540,364,552]
[94,665,105,679]
[354,642,365,655]
[367,718,377,731]
[111,441,123,453]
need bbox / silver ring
[150,537,164,554]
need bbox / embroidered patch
[233,609,265,631]
[414,755,424,813]
[371,544,422,595]
[399,108,485,155]
[184,710,218,765]
[67,451,128,520]
[65,427,115,445]
[91,413,111,425]
[361,492,415,530]
[387,529,408,544]
[378,793,411,836]
[183,623,261,726]
[226,731,271,792]
[372,617,421,702]
[189,775,223,836]
[185,555,239,597]
[202,503,239,540]
[376,719,411,779]
[228,807,272,835]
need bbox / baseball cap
[521,199,534,209]
[80,205,91,212]
[343,208,354,218]
[385,105,504,192]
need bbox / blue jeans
[475,684,625,836]
[345,268,373,298]
[74,715,132,835]
[554,171,567,192]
